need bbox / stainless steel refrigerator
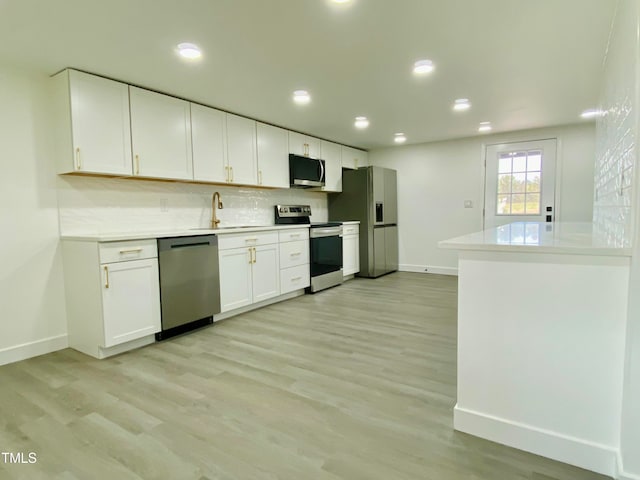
[329,166,398,278]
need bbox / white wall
[369,123,596,273]
[57,176,328,236]
[600,0,640,477]
[0,65,68,365]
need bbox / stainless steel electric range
[275,205,343,293]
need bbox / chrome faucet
[211,192,223,229]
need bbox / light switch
[464,200,473,208]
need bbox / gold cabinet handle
[104,266,109,289]
[253,247,257,263]
[135,155,140,175]
[230,166,234,182]
[119,247,143,254]
[291,276,302,281]
[258,170,263,185]
[224,165,230,182]
[75,147,82,170]
[248,248,253,264]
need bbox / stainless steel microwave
[289,154,325,188]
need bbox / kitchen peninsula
[440,222,631,476]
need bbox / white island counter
[439,222,630,478]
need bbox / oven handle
[310,229,342,238]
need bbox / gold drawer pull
[104,266,109,288]
[119,247,143,254]
[290,252,301,256]
[75,147,82,170]
[291,276,302,281]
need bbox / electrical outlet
[464,200,473,208]
[160,198,169,212]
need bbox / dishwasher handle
[157,235,217,252]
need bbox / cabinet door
[288,131,307,156]
[226,114,258,185]
[343,235,358,276]
[129,87,193,180]
[219,247,253,312]
[341,146,368,170]
[320,140,342,192]
[257,123,289,188]
[288,132,320,158]
[101,259,161,348]
[191,103,227,182]
[252,244,280,303]
[306,137,321,159]
[67,70,133,175]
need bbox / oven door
[309,233,343,277]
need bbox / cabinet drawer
[278,228,309,243]
[342,225,359,236]
[99,239,157,264]
[279,240,309,269]
[218,231,279,250]
[280,264,310,294]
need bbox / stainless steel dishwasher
[156,235,220,340]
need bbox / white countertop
[439,222,632,256]
[339,221,361,225]
[61,224,310,242]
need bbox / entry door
[483,139,557,229]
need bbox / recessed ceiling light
[580,108,604,119]
[478,122,492,133]
[177,43,202,60]
[413,59,434,75]
[331,0,351,3]
[293,90,311,104]
[394,133,407,143]
[354,116,369,129]
[453,98,471,111]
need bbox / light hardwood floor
[0,273,609,479]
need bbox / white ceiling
[0,0,615,149]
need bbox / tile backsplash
[593,0,638,247]
[57,176,329,235]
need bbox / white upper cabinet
[256,123,289,188]
[191,103,227,183]
[341,146,369,170]
[320,140,342,192]
[226,114,258,185]
[289,131,321,158]
[53,69,132,175]
[129,86,193,180]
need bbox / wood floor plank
[0,273,610,479]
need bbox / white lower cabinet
[342,224,360,276]
[218,247,253,312]
[62,239,161,359]
[279,229,310,294]
[101,258,161,347]
[218,232,280,313]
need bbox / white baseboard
[0,334,68,366]
[399,264,458,276]
[454,405,618,477]
[617,451,640,480]
[214,290,305,322]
